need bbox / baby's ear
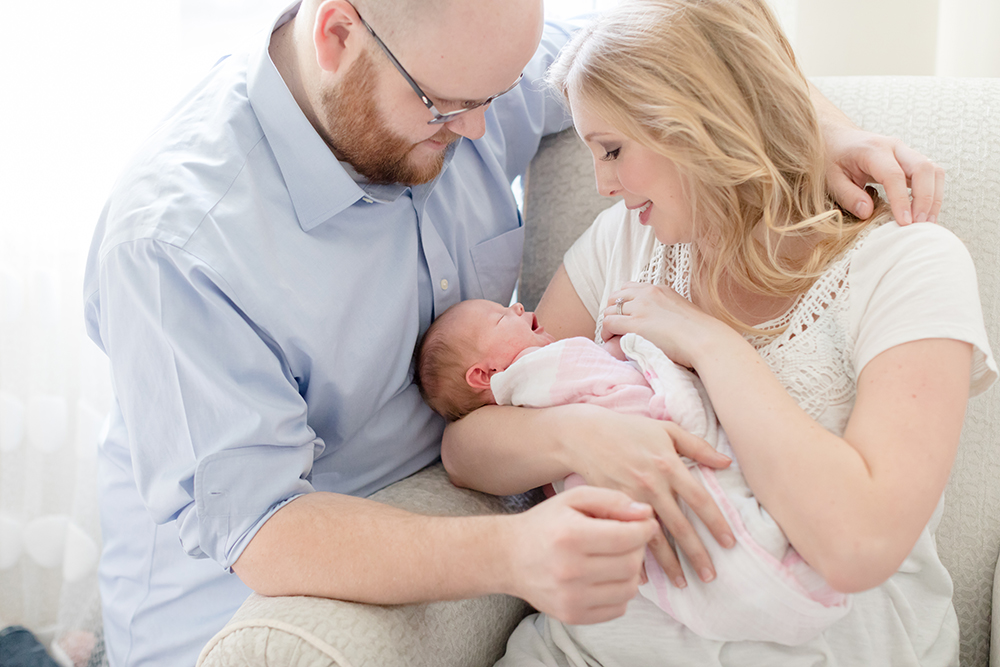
[466,364,494,391]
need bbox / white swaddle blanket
[491,333,851,646]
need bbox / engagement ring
[615,297,625,316]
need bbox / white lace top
[561,201,996,666]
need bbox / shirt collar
[245,2,460,229]
[247,2,365,232]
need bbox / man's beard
[319,51,459,185]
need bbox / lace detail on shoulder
[747,225,882,433]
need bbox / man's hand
[504,486,658,625]
[826,127,945,226]
[812,83,944,226]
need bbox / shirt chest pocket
[469,222,525,305]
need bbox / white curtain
[0,0,995,664]
[0,1,286,663]
[936,0,1000,77]
[775,0,1000,78]
[548,0,1000,77]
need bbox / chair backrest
[520,76,1000,667]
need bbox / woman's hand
[567,407,735,588]
[601,282,727,368]
[444,401,734,588]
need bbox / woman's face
[570,89,694,245]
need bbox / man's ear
[466,364,495,392]
[313,0,364,73]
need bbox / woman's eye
[600,147,621,161]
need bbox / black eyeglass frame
[355,11,524,125]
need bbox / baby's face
[457,300,555,372]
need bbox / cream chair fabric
[994,551,1000,667]
[199,76,1000,667]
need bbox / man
[83,0,943,664]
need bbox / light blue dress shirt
[82,5,573,664]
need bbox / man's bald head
[349,0,446,44]
[297,0,542,74]
[298,0,445,50]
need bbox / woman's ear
[466,364,495,392]
[313,0,364,73]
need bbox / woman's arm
[601,283,971,592]
[537,264,628,359]
[534,264,599,341]
[692,332,970,592]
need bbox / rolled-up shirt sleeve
[91,237,320,568]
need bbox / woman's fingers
[645,521,686,588]
[649,482,719,584]
[669,422,731,469]
[568,412,735,591]
[666,424,736,550]
[639,424,736,584]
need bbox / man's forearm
[232,483,660,627]
[232,491,515,603]
[809,80,858,133]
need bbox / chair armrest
[992,549,1000,667]
[197,463,536,667]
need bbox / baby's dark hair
[415,303,491,421]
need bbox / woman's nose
[595,164,622,198]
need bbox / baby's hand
[603,336,628,361]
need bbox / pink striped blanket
[491,334,851,645]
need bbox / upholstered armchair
[199,76,1000,667]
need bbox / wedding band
[615,297,624,316]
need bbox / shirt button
[440,279,449,290]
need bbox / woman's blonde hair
[548,0,889,334]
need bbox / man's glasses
[355,10,523,125]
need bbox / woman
[443,0,996,664]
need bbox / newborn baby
[416,298,851,645]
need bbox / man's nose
[444,107,487,140]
